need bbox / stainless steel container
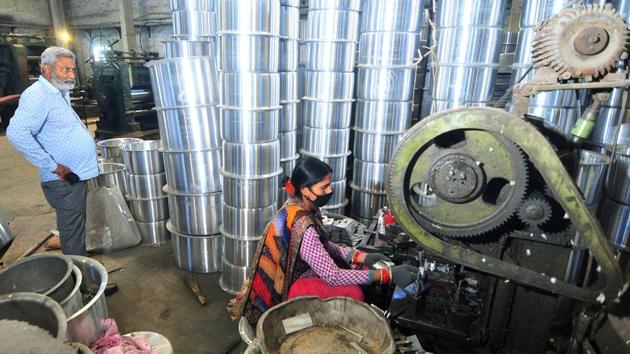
[300,149,350,181]
[306,10,360,42]
[128,196,169,222]
[321,198,349,215]
[329,180,347,206]
[222,141,281,177]
[281,0,299,7]
[598,197,630,252]
[222,203,277,238]
[606,144,630,205]
[280,5,299,38]
[308,0,361,11]
[359,32,420,66]
[172,10,216,37]
[436,27,502,65]
[527,106,578,135]
[575,150,610,208]
[157,105,221,151]
[126,172,167,199]
[354,100,412,133]
[353,130,404,163]
[353,159,388,193]
[0,254,73,303]
[217,0,279,34]
[304,71,355,100]
[146,57,220,108]
[169,222,223,273]
[59,265,83,317]
[164,186,222,235]
[279,38,299,71]
[0,292,67,339]
[171,0,215,11]
[97,138,142,163]
[303,126,351,156]
[280,156,299,180]
[356,66,416,101]
[221,72,280,109]
[218,33,280,72]
[361,0,424,32]
[303,98,353,129]
[520,0,573,27]
[220,259,253,295]
[280,131,297,160]
[305,40,357,72]
[222,230,261,267]
[280,71,299,103]
[221,107,280,144]
[163,38,216,58]
[90,163,127,197]
[430,64,496,102]
[222,173,279,209]
[136,220,171,246]
[162,149,222,194]
[280,102,298,132]
[591,108,629,146]
[350,184,387,219]
[436,0,506,27]
[429,98,490,114]
[512,27,536,66]
[121,140,164,175]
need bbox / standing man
[7,46,98,256]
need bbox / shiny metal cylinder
[221,72,280,109]
[520,0,573,28]
[121,140,164,175]
[575,150,610,207]
[436,0,506,27]
[328,180,347,206]
[172,10,216,37]
[303,98,353,129]
[513,27,536,66]
[220,260,253,295]
[279,38,299,71]
[126,172,167,199]
[300,149,350,181]
[162,149,222,194]
[222,230,261,267]
[358,32,420,66]
[591,108,629,146]
[606,145,630,205]
[0,254,73,303]
[217,0,279,34]
[157,105,221,151]
[309,0,361,11]
[435,27,502,65]
[218,33,279,72]
[352,159,388,193]
[430,64,496,102]
[280,5,299,38]
[165,187,222,235]
[526,106,578,135]
[222,203,277,238]
[222,141,281,177]
[361,0,424,32]
[350,184,387,219]
[280,156,298,180]
[222,173,279,208]
[305,40,357,72]
[281,0,299,6]
[128,196,169,222]
[280,131,297,160]
[171,0,215,11]
[169,222,223,273]
[136,220,171,246]
[304,71,355,100]
[321,198,349,215]
[354,100,412,132]
[280,102,298,132]
[146,57,220,108]
[221,107,280,144]
[163,38,216,58]
[97,138,142,163]
[356,66,416,101]
[280,71,299,102]
[598,198,630,252]
[306,10,360,42]
[303,126,351,156]
[353,130,404,163]
[91,163,128,196]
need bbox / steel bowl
[436,0,506,27]
[280,102,298,133]
[221,230,261,267]
[350,184,387,219]
[135,220,171,246]
[304,71,355,100]
[172,9,216,37]
[279,38,299,71]
[308,0,361,11]
[128,196,169,222]
[164,186,223,235]
[89,163,128,197]
[222,141,281,178]
[306,10,360,42]
[353,130,404,163]
[303,126,351,156]
[0,292,67,339]
[219,260,253,295]
[354,100,412,133]
[361,0,424,32]
[0,254,73,303]
[303,98,353,129]
[121,140,164,175]
[357,65,416,101]
[359,32,420,66]
[221,72,280,109]
[305,40,356,72]
[430,64,496,102]
[97,138,142,163]
[222,203,277,239]
[171,0,215,11]
[221,107,280,144]
[162,149,222,194]
[218,33,279,72]
[352,159,388,193]
[300,149,350,181]
[222,173,279,209]
[280,5,299,38]
[606,145,630,205]
[280,71,299,103]
[575,150,610,207]
[280,131,298,160]
[436,27,502,65]
[590,108,629,146]
[598,198,630,252]
[157,104,221,151]
[59,265,83,317]
[217,0,279,34]
[146,57,220,108]
[168,222,223,273]
[163,38,216,58]
[126,172,166,199]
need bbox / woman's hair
[289,156,332,197]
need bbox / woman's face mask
[303,173,334,207]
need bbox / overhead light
[57,29,72,43]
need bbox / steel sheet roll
[280,71,299,102]
[279,38,299,71]
[305,40,357,72]
[350,184,387,219]
[220,260,253,295]
[353,130,404,163]
[304,71,355,100]
[606,145,630,205]
[157,105,221,151]
[222,204,277,238]
[146,57,219,108]
[162,149,222,194]
[354,100,412,132]
[361,0,424,32]
[430,65,496,102]
[303,126,351,156]
[222,230,261,267]
[520,0,573,28]
[97,138,142,163]
[171,0,215,11]
[359,32,420,66]
[280,156,298,180]
[136,220,170,246]
[591,108,629,146]
[306,10,360,42]
[328,180,347,206]
[352,159,388,193]
[300,149,350,181]
[309,0,361,11]
[356,66,416,101]
[280,131,297,160]
[222,174,279,208]
[436,0,506,27]
[575,150,610,207]
[165,187,222,235]
[163,38,216,58]
[221,72,280,109]
[128,196,169,222]
[436,27,502,65]
[172,10,216,37]
[219,34,279,72]
[280,5,299,38]
[222,141,280,177]
[280,102,298,132]
[91,163,128,196]
[126,172,167,199]
[217,0,279,34]
[597,198,630,252]
[527,106,578,135]
[321,199,349,215]
[303,98,353,129]
[121,140,164,175]
[169,222,223,273]
[221,108,280,144]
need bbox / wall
[0,0,53,35]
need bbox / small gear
[531,4,629,80]
[517,192,553,227]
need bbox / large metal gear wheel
[531,4,629,80]
[517,192,553,227]
[399,129,529,238]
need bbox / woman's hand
[363,253,392,267]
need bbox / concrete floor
[0,132,247,353]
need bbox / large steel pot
[89,163,127,197]
[222,203,276,239]
[172,9,216,37]
[357,65,416,101]
[520,0,572,27]
[279,38,299,71]
[430,64,496,102]
[321,198,349,215]
[304,71,354,100]
[606,144,630,205]
[221,107,280,144]
[591,108,629,146]
[157,104,221,151]
[279,131,297,160]
[308,0,361,11]
[306,10,360,42]
[169,222,223,273]
[136,220,171,246]
[97,138,142,163]
[436,0,506,27]
[353,159,388,193]
[436,27,502,65]
[598,198,630,253]
[121,140,164,175]
[328,180,347,206]
[305,40,356,72]
[164,186,222,235]
[0,292,67,339]
[280,102,298,133]
[171,0,215,11]
[221,229,261,267]
[59,265,83,317]
[353,130,404,163]
[163,38,216,58]
[219,259,253,295]
[575,150,610,208]
[303,126,351,156]
[222,173,279,209]
[359,32,420,66]
[303,98,353,129]
[217,0,279,34]
[300,149,350,181]
[280,5,299,38]
[126,172,166,199]
[218,33,279,72]
[350,184,387,219]
[128,196,169,222]
[527,106,578,135]
[221,72,280,109]
[222,141,281,177]
[280,156,299,180]
[354,99,412,133]
[162,149,222,194]
[361,0,424,32]
[0,254,73,303]
[280,71,299,103]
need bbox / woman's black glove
[363,253,392,267]
[390,264,418,287]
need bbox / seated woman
[229,156,418,325]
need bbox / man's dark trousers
[41,179,88,255]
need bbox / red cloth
[287,277,365,301]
